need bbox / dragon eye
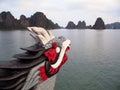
[56,47,60,53]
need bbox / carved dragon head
[0,27,71,90]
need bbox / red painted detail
[66,46,70,52]
[44,42,57,62]
[52,42,57,49]
[49,47,70,75]
[41,43,70,80]
[39,66,48,81]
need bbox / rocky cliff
[66,21,76,29]
[19,15,29,27]
[66,20,90,29]
[0,11,60,30]
[0,11,23,29]
[92,17,105,29]
[76,21,86,29]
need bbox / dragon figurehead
[0,27,71,90]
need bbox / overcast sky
[0,0,120,26]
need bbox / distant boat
[0,27,71,90]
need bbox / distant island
[106,22,120,29]
[0,11,120,30]
[66,18,120,30]
[0,11,60,30]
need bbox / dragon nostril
[66,46,70,52]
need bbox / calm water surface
[0,29,120,90]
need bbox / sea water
[0,29,120,90]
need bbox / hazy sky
[0,0,120,26]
